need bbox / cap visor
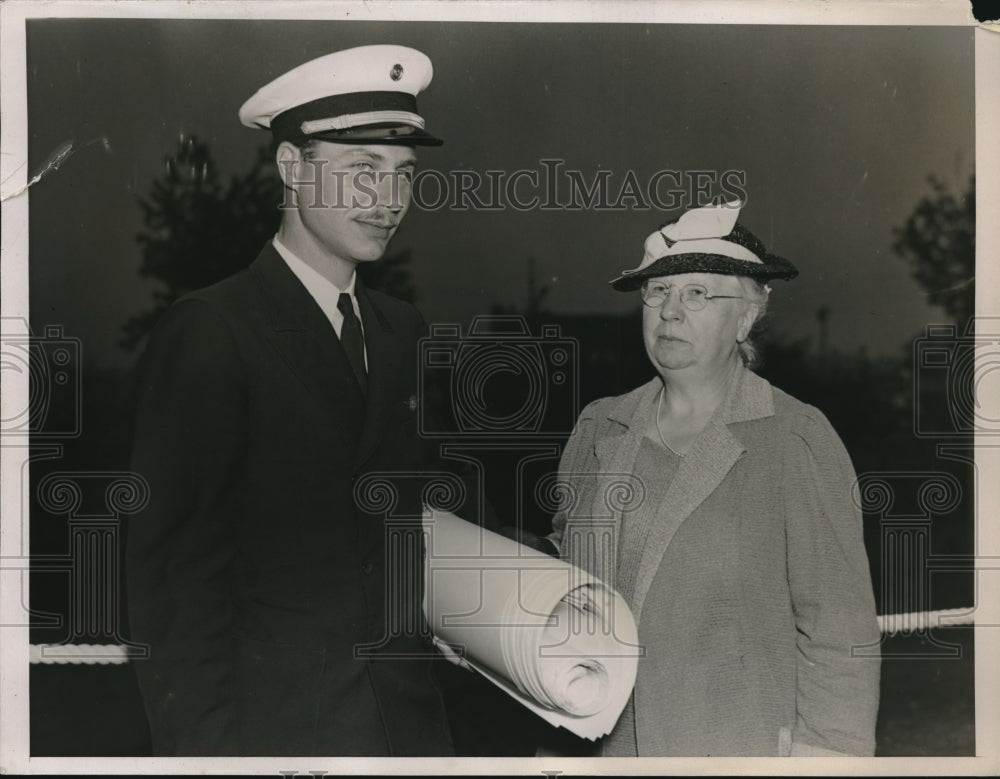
[308,124,443,146]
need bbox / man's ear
[275,141,303,194]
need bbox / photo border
[1,0,997,775]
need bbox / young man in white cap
[126,45,456,756]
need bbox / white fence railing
[27,608,976,665]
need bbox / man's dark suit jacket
[126,243,455,756]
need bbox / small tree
[893,174,975,328]
[122,136,282,349]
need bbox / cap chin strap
[301,110,425,135]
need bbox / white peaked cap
[238,45,441,146]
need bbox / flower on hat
[661,199,741,244]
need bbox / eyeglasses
[640,281,745,311]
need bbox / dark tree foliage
[892,174,975,328]
[122,135,416,350]
[122,136,281,349]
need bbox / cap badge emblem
[390,63,404,81]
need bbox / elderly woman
[545,201,880,757]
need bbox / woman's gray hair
[737,277,770,370]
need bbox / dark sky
[25,19,974,368]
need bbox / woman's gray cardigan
[548,366,880,756]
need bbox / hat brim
[610,252,799,291]
[305,124,443,147]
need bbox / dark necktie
[337,292,367,397]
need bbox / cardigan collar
[601,362,775,430]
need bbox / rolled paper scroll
[422,507,640,740]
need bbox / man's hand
[432,636,473,671]
[498,525,560,556]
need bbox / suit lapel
[354,281,397,471]
[251,244,365,414]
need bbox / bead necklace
[655,386,686,458]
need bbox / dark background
[20,18,977,758]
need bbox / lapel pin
[407,395,419,411]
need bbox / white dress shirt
[272,235,368,369]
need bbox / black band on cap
[271,91,420,142]
[306,125,443,146]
